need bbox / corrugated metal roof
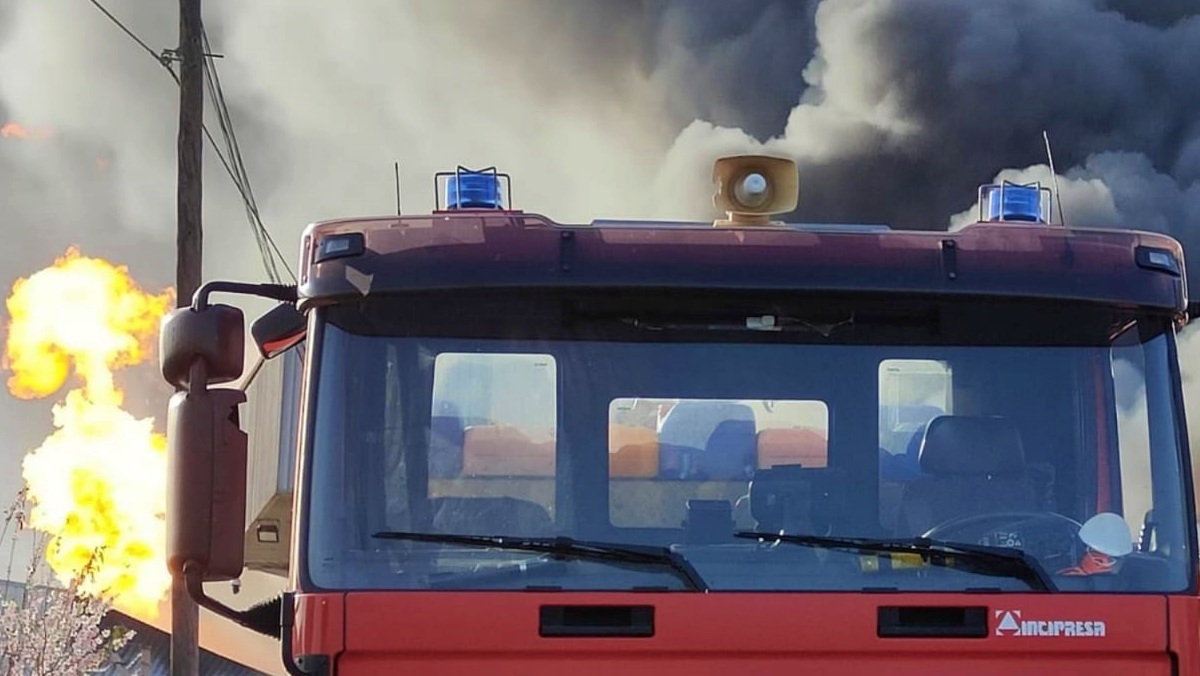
[99,610,270,676]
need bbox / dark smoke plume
[651,1,1200,255]
[1101,0,1200,27]
[641,0,821,139]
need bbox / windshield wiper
[734,531,1054,592]
[372,531,708,591]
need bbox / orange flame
[4,248,174,615]
[1,122,54,139]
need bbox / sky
[1,0,1199,668]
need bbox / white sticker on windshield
[994,610,1106,637]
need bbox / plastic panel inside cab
[757,427,828,469]
[463,425,556,477]
[609,425,660,477]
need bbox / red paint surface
[1168,596,1200,674]
[296,215,1187,313]
[296,591,1180,674]
[293,593,343,658]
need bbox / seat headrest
[658,402,756,479]
[660,401,755,446]
[918,415,1025,476]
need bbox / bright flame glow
[4,248,174,615]
[0,122,54,139]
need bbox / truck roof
[296,213,1187,314]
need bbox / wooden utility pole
[172,0,203,673]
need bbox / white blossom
[0,493,138,675]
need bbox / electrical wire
[85,0,296,283]
[202,26,293,283]
[86,0,165,71]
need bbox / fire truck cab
[159,155,1199,674]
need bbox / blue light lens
[985,184,1043,222]
[446,172,503,209]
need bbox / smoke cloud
[5,2,1196,272]
[641,0,821,139]
[649,2,1200,247]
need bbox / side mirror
[251,303,307,359]
[166,386,248,581]
[160,304,246,388]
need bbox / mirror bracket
[183,562,281,639]
[192,281,296,311]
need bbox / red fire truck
[159,154,1199,674]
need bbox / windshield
[302,293,1192,593]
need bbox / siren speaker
[712,154,799,226]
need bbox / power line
[85,0,295,283]
[86,0,166,74]
[201,26,292,283]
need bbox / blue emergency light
[444,168,505,209]
[979,181,1052,223]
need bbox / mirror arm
[182,563,281,639]
[233,353,267,392]
[183,565,307,672]
[193,281,297,311]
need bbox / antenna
[394,161,402,215]
[1042,130,1067,226]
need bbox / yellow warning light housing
[858,552,931,573]
[712,154,800,227]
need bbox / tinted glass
[304,297,1191,594]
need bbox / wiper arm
[373,531,708,591]
[734,531,1054,592]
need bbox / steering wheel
[923,511,1084,570]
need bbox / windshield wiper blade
[734,531,1054,592]
[373,531,708,591]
